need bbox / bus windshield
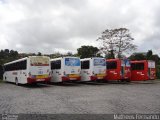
[65,58,80,66]
[30,56,49,66]
[131,63,144,70]
[94,59,106,66]
[107,61,117,69]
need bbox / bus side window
[20,60,27,70]
[81,61,83,69]
[55,60,61,69]
[81,60,89,69]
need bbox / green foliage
[129,53,146,60]
[77,45,100,59]
[0,49,19,65]
[146,50,153,60]
[37,52,42,56]
[105,50,115,59]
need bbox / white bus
[80,57,106,81]
[50,57,81,82]
[3,56,51,85]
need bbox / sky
[0,0,160,55]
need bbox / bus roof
[106,58,130,62]
[50,56,80,62]
[4,56,49,66]
[131,60,155,63]
[80,57,104,61]
[4,57,28,66]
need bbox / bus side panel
[20,70,28,84]
[149,68,156,80]
[51,69,63,82]
[80,59,91,81]
[3,71,13,82]
[80,69,91,81]
[51,59,63,83]
[148,61,156,80]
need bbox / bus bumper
[90,75,106,81]
[27,77,51,84]
[62,76,81,82]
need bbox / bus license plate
[70,78,76,80]
[97,74,105,77]
[97,77,103,79]
[36,79,45,81]
[36,75,48,79]
[69,74,79,78]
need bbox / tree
[105,50,115,59]
[129,53,146,60]
[37,52,42,56]
[97,28,137,58]
[146,50,153,60]
[77,45,100,58]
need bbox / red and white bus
[130,60,156,81]
[105,59,131,82]
[3,56,51,85]
[50,57,81,82]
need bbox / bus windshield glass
[131,63,144,70]
[94,59,106,66]
[107,61,117,69]
[30,56,49,66]
[65,58,80,66]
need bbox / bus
[130,60,156,81]
[80,57,106,81]
[50,57,81,82]
[105,59,131,82]
[3,56,51,85]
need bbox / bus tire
[15,78,19,86]
[5,77,7,81]
[126,79,131,82]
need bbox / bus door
[81,60,90,80]
[51,60,62,82]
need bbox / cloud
[0,0,160,55]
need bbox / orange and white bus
[50,57,81,82]
[80,57,106,81]
[3,56,51,85]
